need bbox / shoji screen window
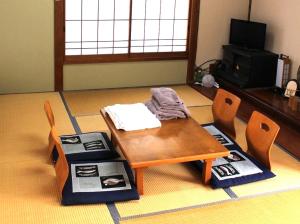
[65,0,130,55]
[131,0,189,53]
[64,0,190,59]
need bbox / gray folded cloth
[145,100,185,120]
[152,97,190,117]
[144,100,158,116]
[145,87,191,120]
[151,87,182,106]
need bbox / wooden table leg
[202,159,214,184]
[111,135,117,147]
[135,168,144,195]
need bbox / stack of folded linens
[145,87,190,120]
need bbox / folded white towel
[104,103,161,131]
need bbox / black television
[229,19,266,50]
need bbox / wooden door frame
[186,0,200,84]
[54,0,64,91]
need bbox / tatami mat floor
[1,86,300,223]
[115,164,231,218]
[0,93,74,164]
[0,92,114,224]
[119,189,300,224]
[0,160,114,224]
[63,85,212,116]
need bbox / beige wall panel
[196,0,248,65]
[251,0,300,77]
[64,61,187,91]
[0,0,54,94]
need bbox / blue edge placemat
[194,123,275,189]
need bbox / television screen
[229,19,266,50]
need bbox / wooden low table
[101,110,229,195]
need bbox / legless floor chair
[51,127,139,205]
[44,101,119,162]
[211,88,241,139]
[246,111,280,170]
[197,110,279,188]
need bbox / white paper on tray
[71,162,132,193]
[60,132,110,154]
[211,150,263,180]
[203,125,234,146]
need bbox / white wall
[196,0,248,66]
[251,0,300,77]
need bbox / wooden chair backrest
[50,127,69,197]
[212,89,241,138]
[44,101,55,128]
[246,111,280,170]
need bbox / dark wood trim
[215,79,300,130]
[128,0,133,54]
[186,0,200,84]
[243,90,300,129]
[64,52,188,64]
[54,0,65,91]
[247,0,252,21]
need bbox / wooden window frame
[54,0,200,91]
